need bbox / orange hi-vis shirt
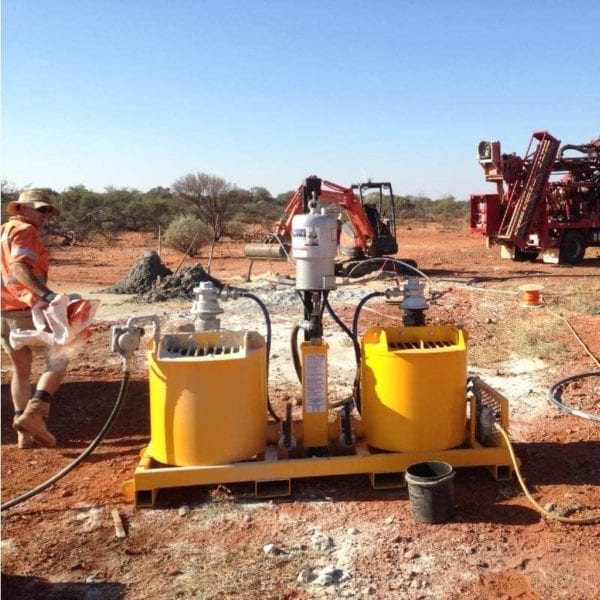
[1,216,49,311]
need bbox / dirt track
[1,226,599,600]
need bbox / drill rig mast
[470,131,600,264]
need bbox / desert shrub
[235,200,282,228]
[226,219,271,242]
[394,195,468,225]
[162,215,211,256]
[121,197,177,232]
[226,220,249,241]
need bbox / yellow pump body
[146,330,267,466]
[361,325,467,452]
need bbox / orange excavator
[244,176,403,274]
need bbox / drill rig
[470,131,600,264]
[244,176,403,275]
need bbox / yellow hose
[495,423,600,524]
[545,307,600,369]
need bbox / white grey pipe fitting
[400,277,428,310]
[191,282,224,331]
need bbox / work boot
[13,423,35,449]
[13,399,56,448]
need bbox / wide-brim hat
[7,190,60,216]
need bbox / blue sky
[2,0,599,199]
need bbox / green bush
[162,215,211,256]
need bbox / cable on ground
[495,423,600,524]
[2,368,131,512]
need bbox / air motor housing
[291,207,337,291]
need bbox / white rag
[9,294,100,351]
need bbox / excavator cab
[346,181,398,258]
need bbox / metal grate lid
[161,335,242,358]
[389,340,455,350]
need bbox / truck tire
[559,231,586,265]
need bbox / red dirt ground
[1,225,599,600]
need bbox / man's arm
[11,262,56,302]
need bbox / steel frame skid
[123,378,513,507]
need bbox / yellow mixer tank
[361,325,467,452]
[146,330,267,466]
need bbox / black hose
[547,371,600,422]
[1,371,131,512]
[324,296,362,414]
[350,291,385,414]
[352,291,385,341]
[239,292,272,360]
[295,289,311,317]
[291,324,303,383]
[324,294,360,363]
[324,297,353,341]
[237,291,280,422]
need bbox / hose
[547,371,600,422]
[1,368,131,512]
[236,290,280,422]
[494,422,600,524]
[290,323,303,383]
[352,291,385,341]
[349,291,385,413]
[344,257,431,282]
[324,297,353,341]
[237,291,272,359]
[324,296,361,411]
[324,296,361,369]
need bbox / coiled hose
[1,368,131,512]
[495,422,600,524]
[547,371,600,422]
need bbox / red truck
[470,131,600,264]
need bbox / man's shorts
[1,309,70,374]
[1,309,37,354]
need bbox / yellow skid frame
[123,379,513,507]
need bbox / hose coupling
[111,325,144,359]
[219,285,243,301]
[384,286,403,302]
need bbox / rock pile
[103,251,172,294]
[139,264,223,303]
[103,250,223,302]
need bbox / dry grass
[546,283,600,316]
[468,282,597,369]
[508,317,570,360]
[469,313,570,367]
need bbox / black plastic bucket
[405,461,455,524]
